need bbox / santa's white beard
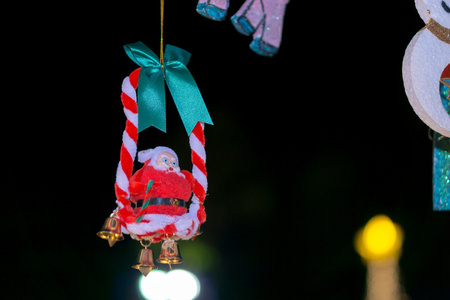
[150,164,185,178]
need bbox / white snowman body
[403,0,450,136]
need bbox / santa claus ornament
[97,1,213,276]
[402,0,450,209]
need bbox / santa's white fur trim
[126,214,177,235]
[137,149,155,163]
[137,146,179,164]
[123,202,201,239]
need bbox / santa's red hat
[137,146,179,166]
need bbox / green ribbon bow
[124,41,213,135]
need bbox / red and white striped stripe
[174,122,208,240]
[113,68,208,241]
[190,122,207,204]
[115,68,140,208]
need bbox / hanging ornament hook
[140,239,152,249]
[160,0,164,66]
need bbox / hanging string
[160,0,164,66]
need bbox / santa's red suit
[116,147,207,239]
[128,147,194,217]
[130,164,194,215]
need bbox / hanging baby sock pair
[197,0,289,57]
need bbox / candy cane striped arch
[114,68,208,241]
[115,68,140,207]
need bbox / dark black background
[5,1,450,299]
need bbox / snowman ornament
[402,0,450,136]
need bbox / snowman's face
[424,0,450,27]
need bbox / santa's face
[155,151,180,172]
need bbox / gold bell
[132,248,157,276]
[97,216,124,247]
[157,240,183,269]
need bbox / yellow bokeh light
[363,215,397,255]
[355,215,403,261]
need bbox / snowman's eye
[442,1,450,13]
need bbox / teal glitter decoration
[440,79,450,114]
[433,132,450,210]
[433,78,450,210]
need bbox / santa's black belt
[136,198,186,208]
